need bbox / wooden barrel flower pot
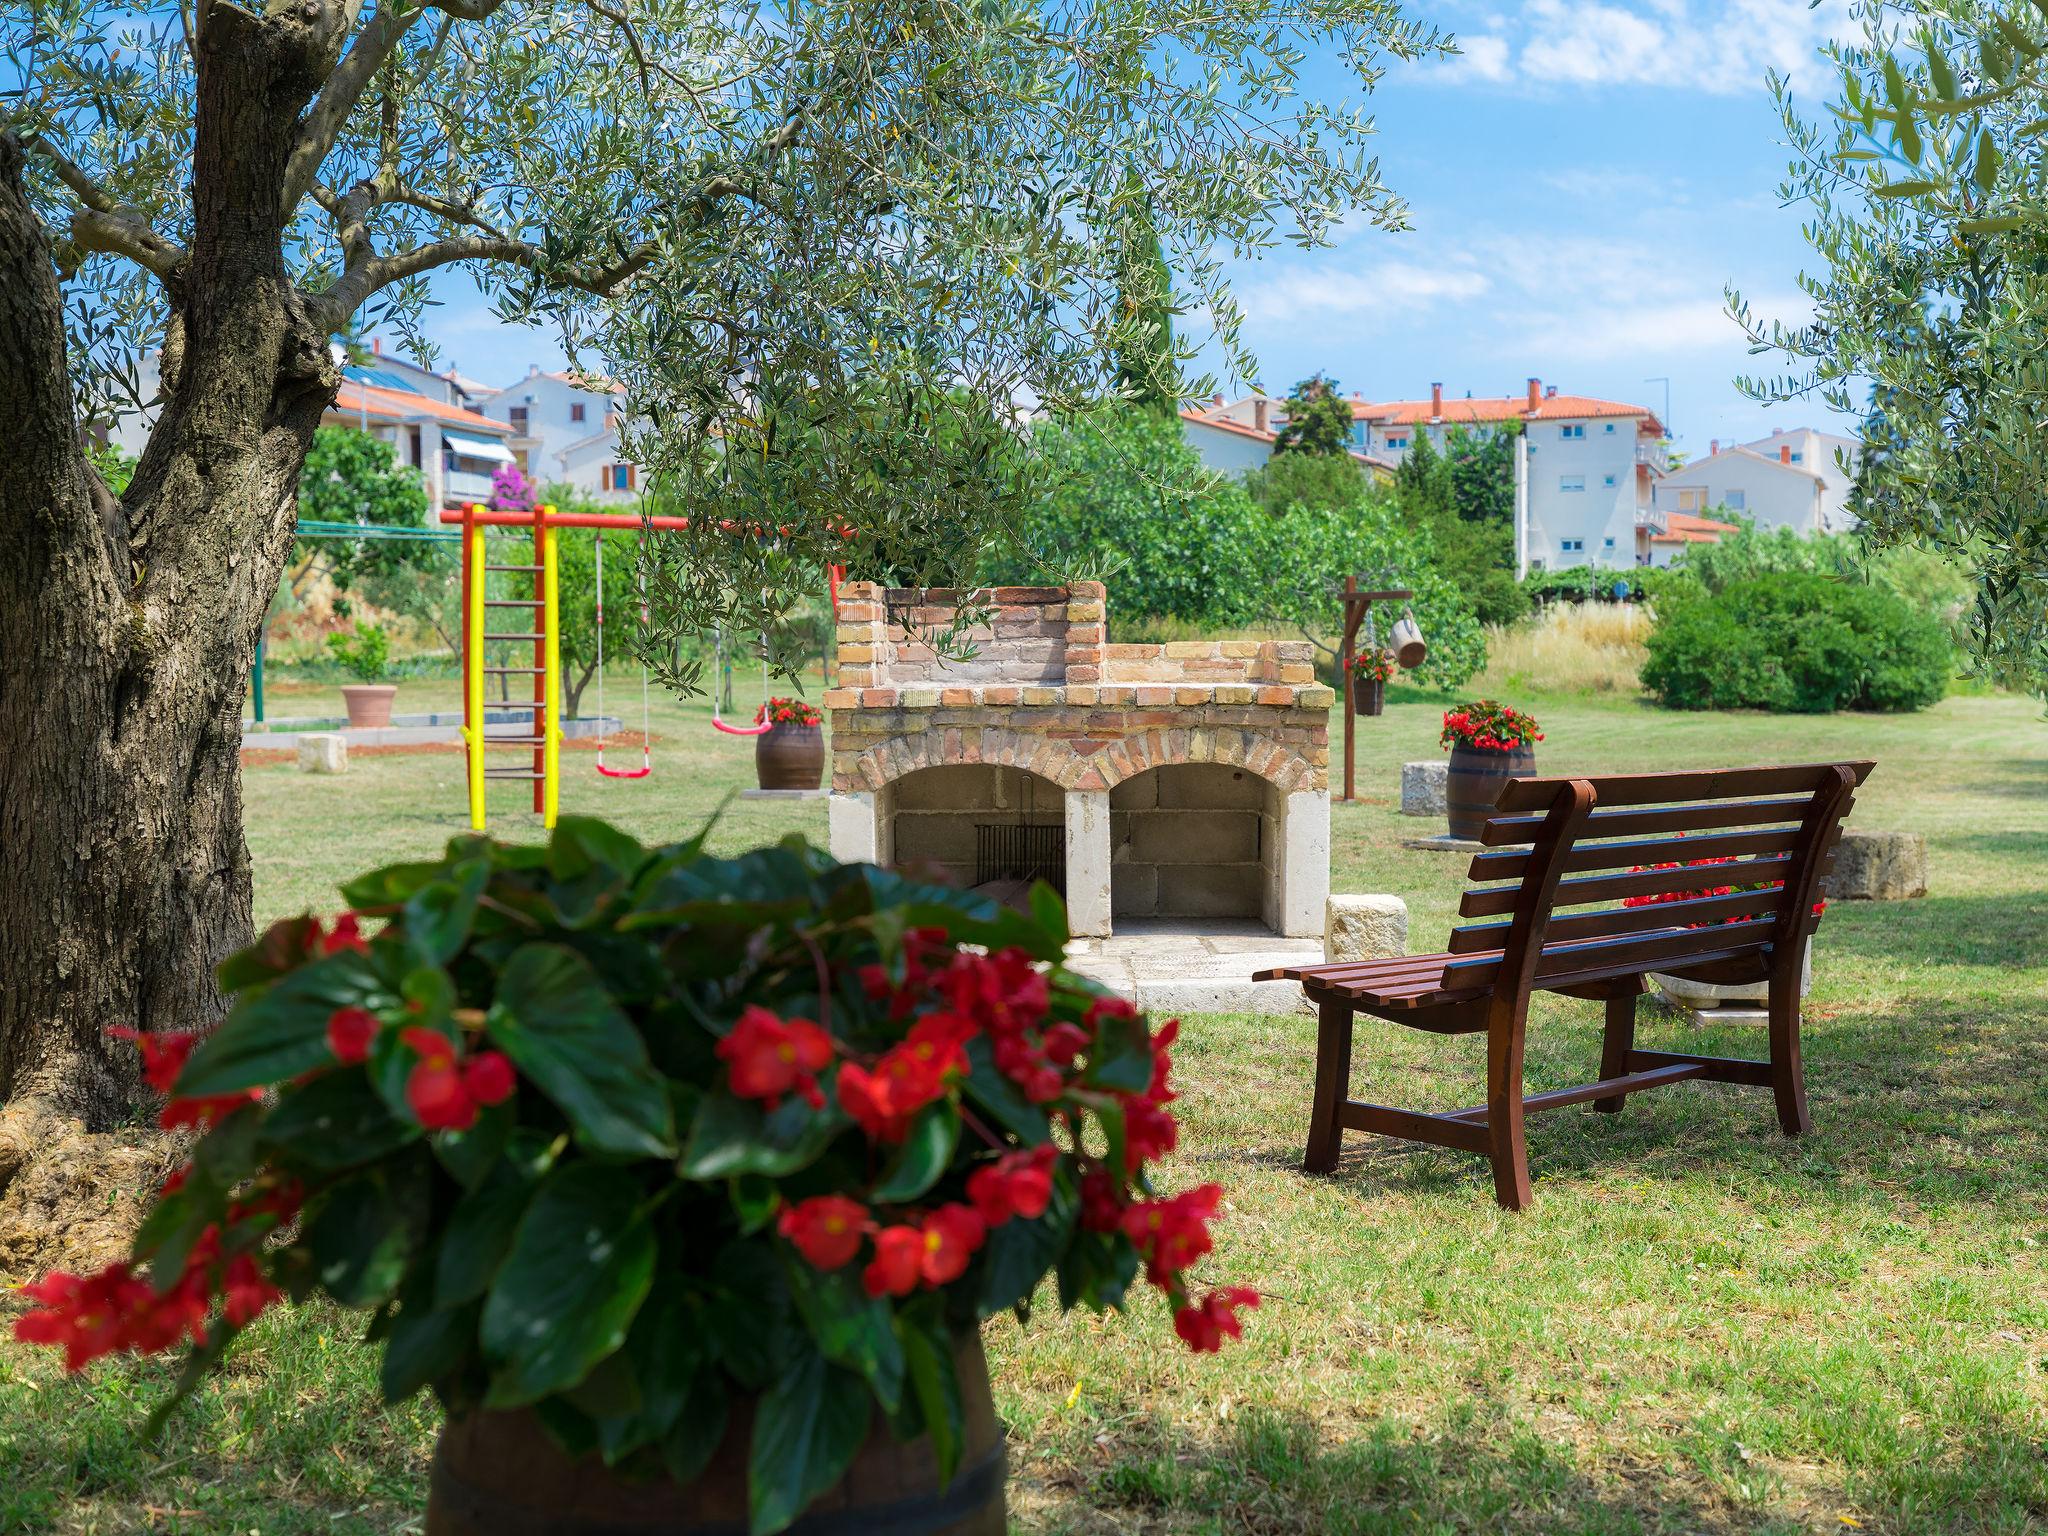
[756,721,825,790]
[754,697,826,791]
[1440,701,1544,841]
[1351,674,1384,717]
[1446,742,1536,840]
[427,1332,1007,1536]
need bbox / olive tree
[1733,0,2048,693]
[0,0,1445,1163]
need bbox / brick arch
[850,724,1316,796]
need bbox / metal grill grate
[975,822,1065,889]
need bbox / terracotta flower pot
[426,1331,1005,1536]
[1445,742,1536,840]
[755,720,825,791]
[340,684,397,729]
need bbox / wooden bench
[1257,762,1873,1209]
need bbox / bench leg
[1592,992,1636,1113]
[1485,1001,1534,1211]
[1303,999,1354,1175]
[1767,967,1811,1137]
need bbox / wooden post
[1341,575,1357,803]
[1336,582,1411,804]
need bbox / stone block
[1822,829,1928,901]
[1400,760,1447,816]
[1325,894,1408,963]
[297,733,347,774]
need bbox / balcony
[443,468,496,502]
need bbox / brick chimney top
[1710,439,1719,456]
[1212,393,1224,408]
[1526,377,1541,410]
[1253,397,1269,433]
[371,337,381,355]
[1430,382,1443,420]
[1780,445,1791,464]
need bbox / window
[1560,474,1585,492]
[1561,424,1585,440]
[1604,422,1616,433]
[1724,490,1746,511]
[1350,423,1366,446]
[571,402,586,423]
[1677,488,1705,512]
[1603,537,1616,549]
[1561,538,1585,553]
[508,405,528,433]
[1790,451,1803,463]
[609,463,635,491]
[1602,474,1617,488]
[1387,435,1409,450]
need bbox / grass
[1469,602,1653,698]
[3,678,2045,1534]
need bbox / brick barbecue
[824,582,1332,938]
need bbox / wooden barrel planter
[428,1333,1005,1536]
[755,721,825,791]
[1351,675,1384,717]
[1445,742,1535,841]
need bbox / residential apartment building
[1353,379,1667,572]
[1651,427,1861,536]
[474,365,640,503]
[1178,394,1395,480]
[107,342,519,511]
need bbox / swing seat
[595,763,653,779]
[709,715,774,737]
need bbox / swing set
[442,502,843,829]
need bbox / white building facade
[476,366,638,493]
[1354,379,1666,572]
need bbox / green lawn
[4,682,2045,1534]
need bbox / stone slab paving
[241,712,619,752]
[1064,918,1318,1014]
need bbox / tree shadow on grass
[1251,990,2048,1220]
[1008,1395,2048,1535]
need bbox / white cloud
[1421,0,1852,97]
[1235,259,1489,326]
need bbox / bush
[1642,572,1949,713]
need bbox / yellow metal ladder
[460,503,561,829]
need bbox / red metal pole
[1342,576,1357,804]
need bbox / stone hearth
[823,583,1332,938]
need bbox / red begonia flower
[778,1195,870,1270]
[917,1205,986,1286]
[1173,1286,1259,1352]
[325,1006,378,1066]
[862,1224,924,1297]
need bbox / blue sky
[414,0,1858,457]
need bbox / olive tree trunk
[0,11,339,1145]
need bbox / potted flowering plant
[13,820,1251,1535]
[1623,850,1818,1018]
[1439,700,1543,839]
[1345,649,1395,717]
[328,621,397,728]
[755,695,826,792]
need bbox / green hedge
[1641,571,1949,713]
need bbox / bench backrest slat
[1446,762,1870,994]
[1492,762,1872,814]
[1446,885,1785,955]
[1476,795,1817,846]
[1468,824,1810,884]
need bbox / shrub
[325,622,391,682]
[1642,572,1949,713]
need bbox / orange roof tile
[1179,408,1394,472]
[330,379,516,434]
[1356,393,1663,434]
[1651,511,1740,543]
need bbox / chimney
[1710,439,1719,456]
[1546,385,1558,398]
[1430,382,1443,420]
[1212,393,1224,408]
[371,337,381,355]
[1771,427,1784,436]
[1526,377,1541,410]
[1780,445,1791,465]
[1253,397,1270,433]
